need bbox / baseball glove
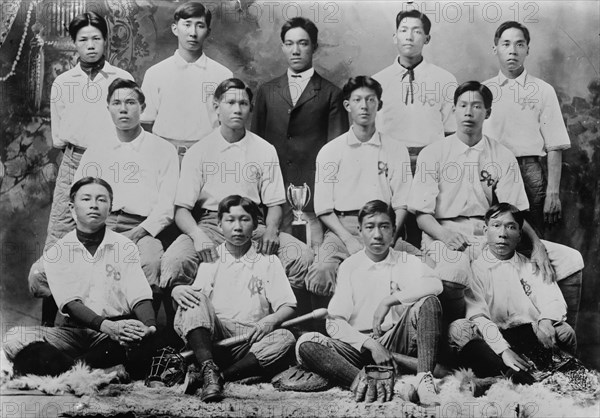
[271,365,330,392]
[351,365,395,403]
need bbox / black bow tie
[291,74,302,78]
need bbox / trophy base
[291,223,310,247]
[291,220,308,225]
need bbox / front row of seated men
[7,76,584,405]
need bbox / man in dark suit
[252,17,348,251]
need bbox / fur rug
[3,362,120,396]
[2,356,599,417]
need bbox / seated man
[160,78,313,295]
[407,81,584,324]
[306,76,415,318]
[448,203,577,381]
[29,78,179,317]
[296,200,443,406]
[171,195,297,402]
[4,178,157,379]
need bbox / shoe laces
[420,372,437,393]
[202,362,220,385]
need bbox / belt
[334,209,360,217]
[66,143,86,154]
[110,210,146,221]
[516,156,540,165]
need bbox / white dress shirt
[75,130,179,236]
[327,249,442,351]
[140,51,233,141]
[50,62,133,149]
[484,70,571,157]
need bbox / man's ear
[492,44,498,56]
[425,34,431,44]
[171,22,178,37]
[69,201,77,221]
[377,99,383,111]
[141,102,146,112]
[485,107,492,119]
[483,224,488,235]
[313,42,318,52]
[343,100,351,113]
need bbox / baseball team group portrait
[0,0,598,416]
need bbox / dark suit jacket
[251,72,348,211]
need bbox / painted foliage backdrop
[0,0,598,364]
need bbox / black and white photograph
[0,0,598,416]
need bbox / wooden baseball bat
[391,353,451,378]
[178,308,328,362]
[216,308,328,348]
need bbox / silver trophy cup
[287,183,311,225]
[287,183,311,246]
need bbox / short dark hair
[358,200,396,227]
[218,195,261,228]
[214,78,253,104]
[107,78,145,105]
[68,11,108,41]
[494,21,530,45]
[395,10,432,35]
[342,76,383,102]
[70,177,113,205]
[174,1,212,27]
[485,202,524,230]
[280,17,318,46]
[454,81,493,109]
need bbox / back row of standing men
[32,2,582,351]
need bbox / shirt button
[288,109,292,114]
[287,160,292,165]
[287,135,292,140]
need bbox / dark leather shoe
[200,360,223,402]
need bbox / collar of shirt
[479,246,526,271]
[217,242,259,267]
[67,228,116,256]
[215,130,249,153]
[71,61,119,79]
[391,56,428,79]
[357,249,398,271]
[497,69,528,87]
[287,67,314,83]
[110,129,146,151]
[173,50,207,69]
[346,127,382,147]
[447,134,487,159]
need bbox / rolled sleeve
[264,258,297,313]
[495,153,529,211]
[408,146,439,215]
[260,148,286,207]
[540,86,571,153]
[124,245,153,308]
[313,146,337,216]
[140,69,158,123]
[50,81,66,149]
[175,147,204,210]
[389,143,412,211]
[140,146,179,236]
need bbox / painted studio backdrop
[0,0,599,365]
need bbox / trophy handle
[303,183,311,207]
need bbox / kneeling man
[4,178,157,379]
[296,200,443,406]
[171,195,297,402]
